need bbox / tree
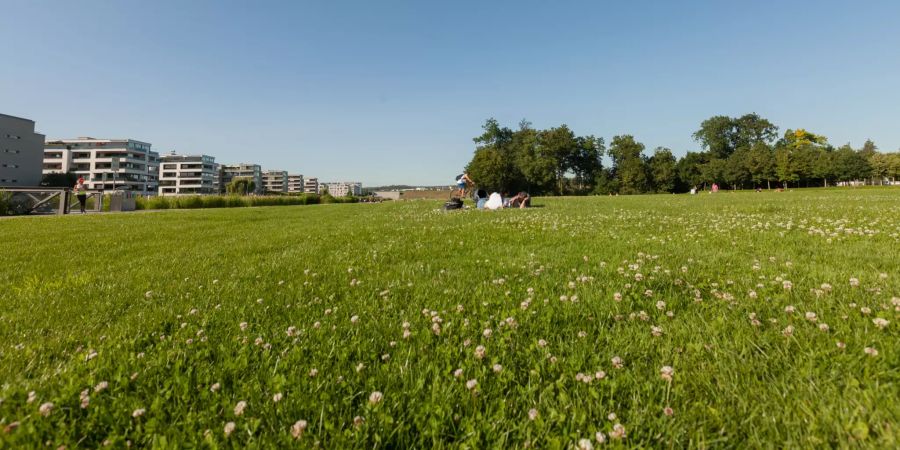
[858,139,878,159]
[832,145,871,183]
[569,136,604,194]
[746,142,775,189]
[693,113,777,159]
[723,146,751,189]
[676,151,708,190]
[608,135,649,194]
[41,171,79,188]
[226,177,256,195]
[539,125,579,195]
[648,147,677,193]
[775,147,799,188]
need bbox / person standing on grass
[455,172,473,198]
[74,177,88,213]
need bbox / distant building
[262,170,288,193]
[303,177,319,194]
[43,137,158,194]
[220,163,262,194]
[287,174,304,193]
[322,181,362,197]
[0,113,45,187]
[158,153,219,196]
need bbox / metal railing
[0,187,104,215]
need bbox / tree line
[464,114,900,195]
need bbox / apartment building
[220,163,262,194]
[322,181,362,197]
[43,138,159,194]
[303,177,319,194]
[0,113,45,187]
[262,170,288,193]
[158,153,219,196]
[287,174,304,193]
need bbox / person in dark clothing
[74,177,88,213]
[508,191,530,208]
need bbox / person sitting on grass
[508,191,530,208]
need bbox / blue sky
[2,0,898,185]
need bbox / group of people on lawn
[455,173,530,209]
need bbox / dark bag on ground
[443,197,463,210]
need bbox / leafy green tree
[569,136,604,194]
[648,147,677,193]
[693,113,778,159]
[700,158,727,187]
[226,177,256,195]
[858,139,878,159]
[676,151,708,190]
[539,125,579,195]
[832,145,871,183]
[609,135,649,194]
[723,146,751,189]
[746,142,775,189]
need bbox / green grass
[1,189,898,448]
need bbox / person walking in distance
[74,177,88,213]
[455,172,473,198]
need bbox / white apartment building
[43,138,159,194]
[322,181,362,197]
[262,170,288,193]
[220,163,263,194]
[0,113,45,187]
[287,174,304,193]
[158,153,219,196]
[303,177,319,194]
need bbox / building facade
[43,138,158,194]
[262,170,288,193]
[322,181,362,197]
[158,153,219,196]
[287,174,304,193]
[303,177,319,194]
[0,113,45,187]
[220,163,263,194]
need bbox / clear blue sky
[2,0,898,186]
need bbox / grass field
[1,189,898,448]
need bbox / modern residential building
[303,177,319,194]
[322,181,362,197]
[158,153,219,196]
[262,170,288,193]
[43,138,159,194]
[1,113,45,187]
[287,174,304,193]
[220,163,262,194]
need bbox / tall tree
[676,151,708,190]
[609,135,649,194]
[648,147,677,193]
[693,113,778,159]
[746,142,776,189]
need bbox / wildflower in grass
[224,422,236,437]
[94,381,109,393]
[610,423,626,439]
[782,280,793,291]
[537,339,547,348]
[313,321,321,329]
[210,383,221,393]
[39,402,53,417]
[26,391,36,404]
[492,364,503,373]
[309,369,318,377]
[4,421,19,433]
[837,341,846,349]
[872,318,889,329]
[350,315,359,324]
[656,301,666,310]
[784,305,795,314]
[818,323,830,332]
[85,350,98,361]
[595,432,607,443]
[782,325,794,337]
[607,413,616,421]
[431,323,441,335]
[234,400,247,416]
[660,365,674,382]
[821,283,832,292]
[381,353,390,362]
[454,369,463,378]
[80,389,90,409]
[850,278,860,287]
[528,408,539,420]
[291,420,307,439]
[368,391,383,405]
[239,322,248,331]
[273,393,283,403]
[132,408,145,418]
[860,307,871,315]
[595,370,606,380]
[613,292,622,302]
[466,379,478,390]
[664,406,674,416]
[578,438,594,450]
[353,415,365,427]
[475,345,486,360]
[612,356,623,369]
[805,312,817,322]
[403,329,412,339]
[651,326,663,337]
[483,328,492,338]
[286,326,298,337]
[578,330,587,338]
